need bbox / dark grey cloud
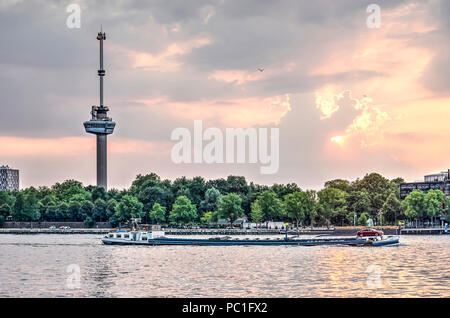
[0,0,438,138]
[420,0,450,93]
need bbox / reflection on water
[0,234,449,297]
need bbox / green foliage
[80,200,95,220]
[200,187,221,215]
[353,173,391,218]
[0,203,11,217]
[403,190,426,221]
[424,189,445,219]
[381,192,402,223]
[358,212,370,226]
[169,196,197,225]
[0,170,442,228]
[0,191,16,208]
[93,199,107,222]
[252,190,283,221]
[11,189,40,222]
[317,187,347,228]
[84,216,95,228]
[324,179,352,194]
[0,203,11,227]
[201,211,218,223]
[250,201,264,224]
[218,193,244,227]
[149,203,167,224]
[115,195,144,224]
[347,190,371,216]
[283,191,308,228]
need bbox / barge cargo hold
[101,230,400,247]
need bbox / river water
[0,234,449,297]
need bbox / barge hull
[102,236,400,247]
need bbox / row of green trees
[402,189,450,227]
[0,172,449,228]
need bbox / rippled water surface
[0,234,449,297]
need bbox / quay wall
[400,228,448,235]
[1,221,111,229]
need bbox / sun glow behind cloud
[331,135,344,145]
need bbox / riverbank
[0,228,110,234]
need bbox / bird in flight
[257,68,264,72]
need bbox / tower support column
[97,134,107,189]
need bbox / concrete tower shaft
[83,31,116,190]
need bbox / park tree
[84,216,95,228]
[107,188,121,202]
[39,194,59,221]
[252,190,283,221]
[115,195,145,224]
[57,202,70,221]
[218,193,244,228]
[80,200,95,220]
[347,190,371,217]
[324,179,353,194]
[403,190,426,227]
[52,180,89,202]
[206,178,229,195]
[250,200,264,225]
[149,203,166,224]
[271,183,301,199]
[283,191,307,228]
[93,198,107,222]
[138,186,167,213]
[225,176,248,197]
[172,177,192,199]
[317,187,347,228]
[68,201,82,221]
[0,203,11,227]
[444,196,450,220]
[302,190,318,229]
[358,212,370,226]
[129,173,162,195]
[201,211,218,224]
[200,187,221,215]
[424,189,445,227]
[381,192,401,224]
[88,186,107,202]
[353,173,391,218]
[105,199,118,220]
[0,191,16,208]
[12,190,40,223]
[188,176,207,208]
[169,196,197,225]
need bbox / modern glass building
[400,170,450,199]
[0,165,19,191]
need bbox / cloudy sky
[1,0,450,190]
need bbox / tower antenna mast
[84,30,116,190]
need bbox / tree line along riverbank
[1,172,449,230]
